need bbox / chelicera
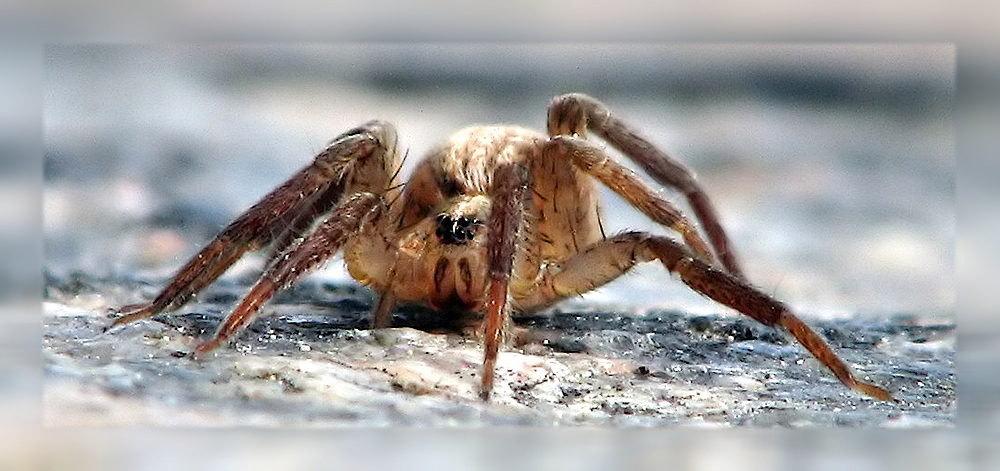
[112,93,891,401]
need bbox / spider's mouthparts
[435,214,480,245]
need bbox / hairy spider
[112,93,891,401]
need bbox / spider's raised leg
[112,120,400,326]
[516,231,892,401]
[542,135,716,265]
[195,192,384,353]
[548,93,744,278]
[480,163,530,400]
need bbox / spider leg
[548,93,744,279]
[112,120,400,327]
[263,175,349,268]
[371,290,397,329]
[195,192,384,354]
[543,135,716,265]
[480,163,530,400]
[516,231,892,401]
[111,168,344,327]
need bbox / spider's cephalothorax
[112,93,892,402]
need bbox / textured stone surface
[44,272,954,428]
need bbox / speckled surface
[43,271,953,428]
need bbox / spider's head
[392,194,492,312]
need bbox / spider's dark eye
[435,214,480,245]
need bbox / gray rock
[43,273,954,428]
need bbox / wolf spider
[112,93,891,401]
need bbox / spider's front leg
[480,163,530,400]
[548,93,744,278]
[517,232,892,401]
[111,120,400,332]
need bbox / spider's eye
[435,214,480,245]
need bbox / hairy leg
[543,135,716,265]
[111,120,400,326]
[195,192,384,354]
[517,231,892,401]
[480,163,530,400]
[548,93,744,278]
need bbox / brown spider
[112,93,891,401]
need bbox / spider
[111,93,892,401]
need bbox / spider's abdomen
[436,126,545,195]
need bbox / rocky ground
[43,270,954,428]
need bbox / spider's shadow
[161,302,457,339]
[157,279,497,346]
[155,279,796,359]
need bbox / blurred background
[44,44,953,320]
